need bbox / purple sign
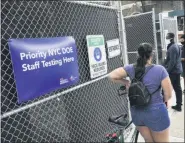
[8,37,79,103]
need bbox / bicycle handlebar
[117,85,127,96]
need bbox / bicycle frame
[105,121,138,143]
[105,86,139,143]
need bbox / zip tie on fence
[1,74,109,119]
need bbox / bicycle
[105,86,139,143]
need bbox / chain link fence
[1,1,129,142]
[162,17,178,45]
[159,14,178,61]
[123,11,158,64]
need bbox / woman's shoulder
[124,64,166,72]
[123,64,135,76]
[153,64,166,71]
[124,64,134,70]
[125,63,135,67]
[152,65,168,79]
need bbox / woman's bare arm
[108,67,130,87]
[161,77,173,102]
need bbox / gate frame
[122,9,159,65]
[159,12,178,52]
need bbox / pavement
[138,78,184,142]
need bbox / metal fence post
[174,16,179,43]
[117,1,131,122]
[159,13,165,50]
[118,1,128,65]
[152,8,159,64]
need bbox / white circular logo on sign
[94,47,102,61]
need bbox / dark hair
[136,43,153,68]
[167,33,175,39]
[135,43,153,78]
[180,34,185,39]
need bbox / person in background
[109,43,172,142]
[164,33,183,111]
[180,34,185,93]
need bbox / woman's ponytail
[135,43,153,78]
[136,56,147,68]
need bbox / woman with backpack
[108,43,173,142]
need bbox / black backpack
[128,65,161,107]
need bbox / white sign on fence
[107,39,120,58]
[86,35,107,79]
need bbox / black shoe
[172,105,182,111]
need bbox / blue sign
[94,47,102,61]
[8,37,79,103]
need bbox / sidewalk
[138,78,184,142]
[168,78,184,142]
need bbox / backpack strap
[135,64,161,95]
[133,64,155,81]
[139,64,155,81]
[151,85,161,95]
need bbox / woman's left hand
[122,79,130,89]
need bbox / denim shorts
[130,103,170,132]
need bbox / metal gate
[159,13,178,51]
[123,9,158,64]
[1,1,129,142]
[159,13,178,60]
